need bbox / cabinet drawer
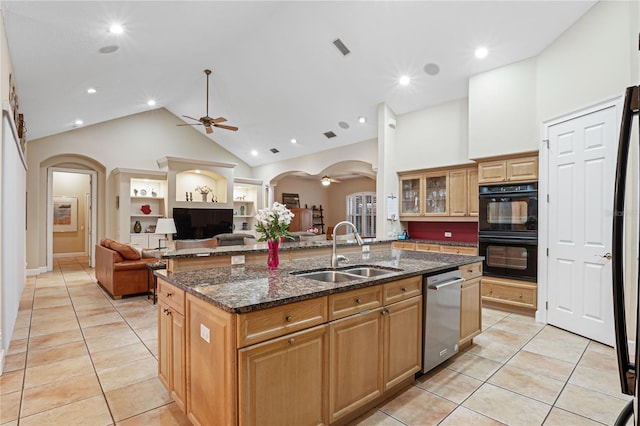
[238,297,328,347]
[459,262,482,280]
[482,277,537,309]
[415,243,440,253]
[383,276,422,305]
[440,245,478,256]
[157,279,185,315]
[328,286,382,321]
[391,241,415,250]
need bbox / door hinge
[542,139,550,149]
[547,194,549,203]
[546,248,549,256]
[546,301,549,310]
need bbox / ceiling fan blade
[214,124,238,131]
[182,115,201,122]
[211,117,227,124]
[205,125,214,134]
[177,123,203,126]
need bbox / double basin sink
[292,266,401,283]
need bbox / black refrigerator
[613,85,639,425]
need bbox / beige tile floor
[0,256,634,425]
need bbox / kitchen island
[156,248,482,426]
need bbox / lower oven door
[479,237,537,282]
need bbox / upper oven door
[479,182,538,238]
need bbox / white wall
[468,58,538,159]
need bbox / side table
[146,261,166,304]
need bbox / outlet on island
[200,324,210,343]
[444,231,452,238]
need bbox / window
[346,192,376,237]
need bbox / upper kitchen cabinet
[477,154,538,184]
[399,165,477,221]
[468,58,538,159]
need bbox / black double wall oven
[478,182,538,282]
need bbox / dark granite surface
[156,249,483,314]
[160,237,393,259]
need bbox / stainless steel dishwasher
[422,269,464,373]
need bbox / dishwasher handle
[427,277,464,291]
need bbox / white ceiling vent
[332,38,350,56]
[324,131,337,139]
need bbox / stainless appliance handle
[612,85,639,396]
[428,277,464,290]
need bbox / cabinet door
[424,172,449,216]
[399,176,423,216]
[467,167,479,217]
[171,311,186,412]
[448,169,468,216]
[478,160,507,184]
[239,325,328,426]
[383,296,422,391]
[506,156,538,182]
[130,234,149,248]
[460,278,482,346]
[329,309,383,423]
[158,301,172,391]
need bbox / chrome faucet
[331,221,364,268]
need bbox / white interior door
[547,105,618,346]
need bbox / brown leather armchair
[95,241,157,299]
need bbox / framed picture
[282,193,300,209]
[53,196,77,232]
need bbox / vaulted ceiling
[3,1,596,167]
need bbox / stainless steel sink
[341,267,394,277]
[294,270,360,283]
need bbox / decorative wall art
[53,196,77,232]
[282,193,300,209]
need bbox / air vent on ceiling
[270,148,279,154]
[324,131,337,139]
[333,38,351,56]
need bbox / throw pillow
[110,241,141,260]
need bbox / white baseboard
[53,252,86,259]
[0,348,5,375]
[26,266,46,276]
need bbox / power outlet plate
[200,324,210,343]
[444,232,452,238]
[362,245,370,253]
[231,255,245,265]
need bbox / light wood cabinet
[383,296,422,391]
[482,276,537,312]
[411,243,479,256]
[157,281,186,413]
[239,325,328,426]
[329,307,383,423]
[399,166,478,220]
[478,155,538,184]
[391,241,416,250]
[459,262,483,347]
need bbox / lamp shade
[155,218,177,235]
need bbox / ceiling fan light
[321,176,331,186]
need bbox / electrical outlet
[444,232,452,238]
[362,245,370,253]
[231,255,245,265]
[200,324,210,343]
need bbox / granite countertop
[156,249,483,314]
[161,237,395,259]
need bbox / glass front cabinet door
[424,172,449,216]
[400,176,423,217]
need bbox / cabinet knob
[285,315,293,322]
[381,308,389,316]
[288,338,295,345]
[401,287,407,292]
[355,298,361,304]
[166,292,173,298]
[519,293,523,299]
[489,289,493,295]
[163,308,171,316]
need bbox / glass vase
[267,239,279,270]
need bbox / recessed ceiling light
[108,24,124,34]
[358,116,367,124]
[74,119,83,126]
[399,75,410,86]
[147,99,156,106]
[195,170,201,174]
[424,63,440,76]
[290,138,297,144]
[87,88,96,94]
[251,150,258,156]
[98,45,119,54]
[475,46,489,59]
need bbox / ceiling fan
[321,175,341,186]
[177,69,238,135]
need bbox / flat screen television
[172,208,233,240]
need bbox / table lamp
[155,218,177,250]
